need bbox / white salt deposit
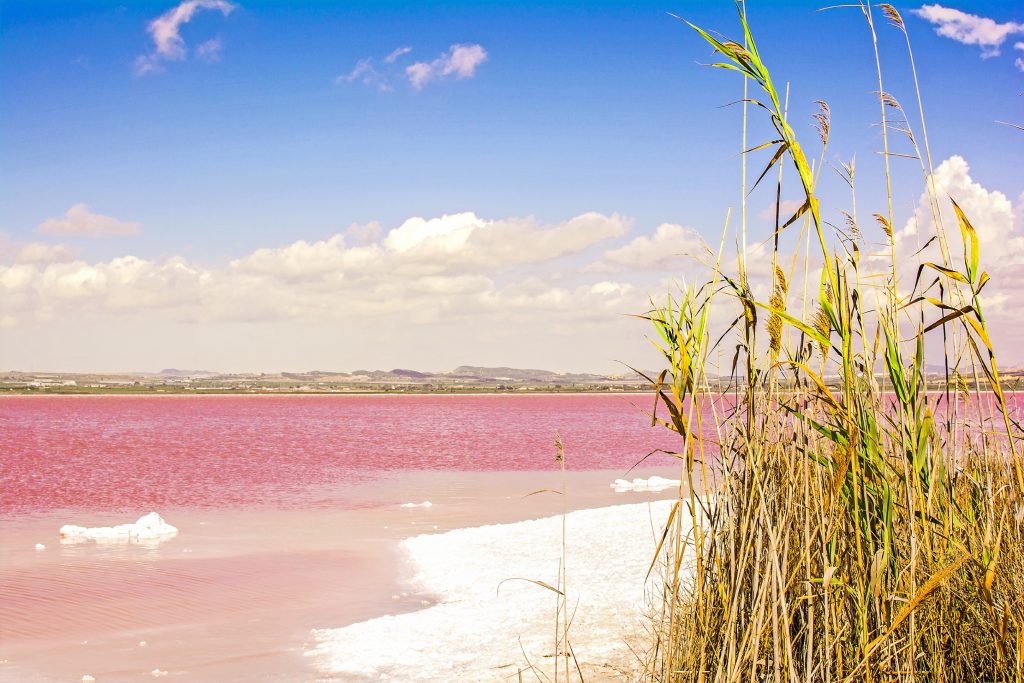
[59,512,178,544]
[81,676,95,682]
[150,669,168,677]
[398,501,433,508]
[611,475,681,492]
[308,499,697,681]
[34,543,46,551]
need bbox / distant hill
[451,366,560,380]
[158,369,216,376]
[391,369,432,379]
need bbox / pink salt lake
[0,394,690,681]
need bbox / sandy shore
[308,498,693,682]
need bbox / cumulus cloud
[912,4,1024,58]
[13,243,77,265]
[589,223,708,273]
[406,44,488,90]
[0,235,77,265]
[36,204,142,237]
[896,156,1021,260]
[135,0,237,76]
[894,155,1024,359]
[2,211,636,328]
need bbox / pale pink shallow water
[0,394,691,682]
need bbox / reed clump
[641,3,1024,681]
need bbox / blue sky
[1,1,1022,372]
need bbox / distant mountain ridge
[2,365,662,392]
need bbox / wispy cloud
[912,4,1024,58]
[1016,41,1024,72]
[135,0,237,76]
[405,44,488,90]
[36,204,142,237]
[383,46,412,64]
[336,44,488,91]
[195,37,224,63]
[335,57,389,91]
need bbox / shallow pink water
[0,393,684,514]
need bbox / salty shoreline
[308,498,688,682]
[1,469,686,682]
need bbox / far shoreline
[0,388,659,396]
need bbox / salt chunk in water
[59,512,178,544]
[610,476,681,492]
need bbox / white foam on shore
[398,501,433,508]
[59,512,178,545]
[308,499,695,681]
[611,476,681,492]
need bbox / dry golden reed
[639,3,1024,682]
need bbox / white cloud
[895,155,1024,360]
[0,235,77,265]
[912,4,1024,58]
[384,46,412,64]
[335,57,387,89]
[13,243,77,265]
[3,211,635,329]
[338,44,487,91]
[590,223,708,272]
[135,0,237,76]
[406,44,487,90]
[36,204,142,237]
[896,155,1021,260]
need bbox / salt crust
[611,476,681,492]
[59,512,178,544]
[398,501,433,508]
[308,499,696,681]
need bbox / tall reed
[643,3,1024,681]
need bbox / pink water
[1,394,683,514]
[0,393,688,682]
